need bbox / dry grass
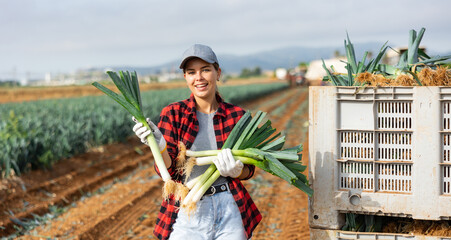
[419,65,451,86]
[355,66,451,86]
[382,219,451,236]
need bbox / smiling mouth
[195,83,208,89]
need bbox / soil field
[0,85,311,239]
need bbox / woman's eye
[202,69,211,72]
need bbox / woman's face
[184,58,221,101]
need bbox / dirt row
[0,139,153,237]
[0,86,311,239]
[244,87,310,240]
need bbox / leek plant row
[0,79,287,178]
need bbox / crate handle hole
[349,194,361,206]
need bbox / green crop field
[0,82,288,178]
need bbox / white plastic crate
[309,87,451,231]
[310,229,451,240]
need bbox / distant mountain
[219,42,395,72]
[104,42,449,75]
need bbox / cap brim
[179,56,215,69]
[179,56,195,69]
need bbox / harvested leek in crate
[312,27,451,238]
[323,27,451,87]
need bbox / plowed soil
[0,86,311,239]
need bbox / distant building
[158,72,183,82]
[45,72,52,83]
[383,46,427,65]
[275,68,288,80]
[305,57,347,83]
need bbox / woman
[132,44,261,240]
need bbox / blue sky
[1,0,450,79]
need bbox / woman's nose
[194,71,203,80]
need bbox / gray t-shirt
[187,110,227,186]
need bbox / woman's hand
[132,117,167,152]
[213,148,244,178]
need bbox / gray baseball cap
[179,44,219,69]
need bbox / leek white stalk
[186,175,202,189]
[195,156,216,166]
[186,149,264,162]
[182,165,217,207]
[141,120,176,199]
[195,156,259,166]
[190,170,221,203]
[144,128,170,182]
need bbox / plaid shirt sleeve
[154,104,181,179]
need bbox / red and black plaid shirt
[153,93,262,240]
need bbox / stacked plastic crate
[309,86,451,240]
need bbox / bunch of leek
[324,27,451,87]
[378,27,451,85]
[322,32,388,86]
[92,71,176,198]
[179,111,312,211]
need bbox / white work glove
[213,148,244,178]
[132,117,167,152]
